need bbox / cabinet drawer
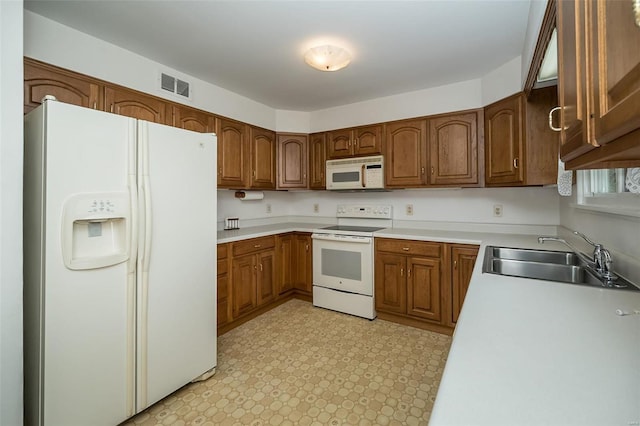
[217,243,228,260]
[376,238,441,257]
[232,236,275,257]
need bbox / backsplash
[559,192,640,284]
[217,186,560,227]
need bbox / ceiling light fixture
[304,45,351,72]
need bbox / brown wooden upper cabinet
[484,93,525,186]
[104,86,167,123]
[168,104,216,133]
[556,0,594,162]
[484,88,558,186]
[428,111,480,186]
[24,58,103,114]
[327,125,383,159]
[385,119,428,188]
[309,132,327,190]
[557,0,640,168]
[217,117,250,188]
[249,126,276,189]
[277,133,308,189]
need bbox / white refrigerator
[23,99,217,425]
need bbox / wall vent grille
[160,72,191,99]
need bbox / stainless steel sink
[488,258,584,283]
[488,246,580,266]
[483,246,639,291]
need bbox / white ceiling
[24,0,532,112]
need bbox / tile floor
[123,299,451,426]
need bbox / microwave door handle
[361,164,366,188]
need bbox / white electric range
[311,204,392,319]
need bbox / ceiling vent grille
[160,72,191,99]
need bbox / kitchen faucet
[538,231,617,284]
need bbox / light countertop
[217,224,640,425]
[429,235,640,426]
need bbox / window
[577,168,640,215]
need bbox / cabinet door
[590,0,640,146]
[428,112,478,186]
[169,105,215,133]
[217,244,230,327]
[557,0,595,161]
[484,94,525,186]
[250,127,276,189]
[276,234,294,295]
[385,120,427,187]
[374,253,406,314]
[406,257,441,322]
[104,86,167,123]
[294,234,312,293]
[451,245,479,324]
[217,118,250,188]
[217,264,229,327]
[354,125,383,156]
[24,59,102,114]
[277,134,308,189]
[327,129,353,159]
[309,133,327,189]
[232,255,257,317]
[257,250,276,306]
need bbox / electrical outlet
[313,203,319,213]
[266,203,272,214]
[493,204,503,217]
[406,204,414,216]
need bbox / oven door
[312,233,373,295]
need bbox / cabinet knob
[454,260,458,269]
[513,158,519,169]
[254,244,261,248]
[431,166,435,175]
[400,268,404,276]
[259,263,263,272]
[305,244,309,251]
[402,247,410,251]
[408,269,411,278]
[421,167,425,175]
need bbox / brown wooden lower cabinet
[450,244,479,325]
[220,235,476,336]
[220,233,312,334]
[375,238,478,334]
[230,236,276,318]
[216,243,230,329]
[276,232,312,297]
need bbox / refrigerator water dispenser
[62,192,130,270]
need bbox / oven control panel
[336,204,392,219]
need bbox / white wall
[24,10,526,134]
[481,56,523,106]
[23,11,278,130]
[218,187,560,228]
[0,1,24,424]
[559,192,640,285]
[308,79,483,132]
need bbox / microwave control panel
[336,204,392,219]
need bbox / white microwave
[326,155,384,190]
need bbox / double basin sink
[483,246,638,291]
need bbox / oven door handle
[311,234,372,244]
